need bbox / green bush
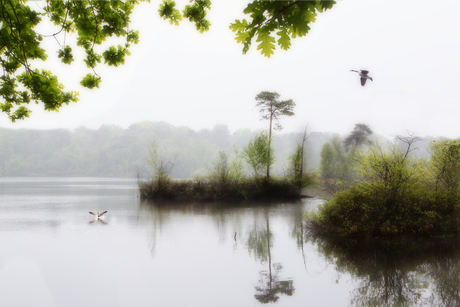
[307,140,460,237]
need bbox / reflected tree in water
[247,219,272,263]
[247,209,294,303]
[306,234,460,305]
[290,202,310,272]
[349,260,425,306]
[425,244,460,306]
[254,263,294,304]
[307,235,437,306]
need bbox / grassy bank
[138,176,308,201]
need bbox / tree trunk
[298,125,310,195]
[267,109,273,179]
[300,125,309,178]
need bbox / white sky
[1,0,460,139]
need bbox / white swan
[89,211,107,219]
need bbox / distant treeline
[0,121,339,178]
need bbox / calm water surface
[1,178,459,306]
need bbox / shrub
[307,140,460,237]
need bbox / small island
[138,175,312,201]
[139,91,315,201]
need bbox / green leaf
[10,106,31,122]
[183,0,212,33]
[288,9,315,38]
[58,45,74,64]
[234,31,250,45]
[84,49,102,69]
[231,1,336,56]
[318,0,336,11]
[103,45,127,67]
[229,19,249,32]
[158,0,183,26]
[276,28,291,51]
[127,30,139,44]
[80,74,101,89]
[256,29,276,58]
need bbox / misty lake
[1,178,459,306]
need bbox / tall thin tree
[255,91,295,178]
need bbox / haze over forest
[0,121,444,178]
[1,0,459,140]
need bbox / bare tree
[300,125,310,179]
[394,131,422,160]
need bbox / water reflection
[254,263,294,304]
[8,177,460,306]
[307,235,460,306]
[246,208,294,303]
[139,199,300,305]
[89,219,107,224]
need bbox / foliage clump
[307,139,460,237]
[138,175,304,201]
[243,132,275,178]
[139,139,313,201]
[229,1,336,57]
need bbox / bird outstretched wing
[89,212,97,216]
[99,211,108,217]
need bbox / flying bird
[350,69,373,86]
[89,211,107,219]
